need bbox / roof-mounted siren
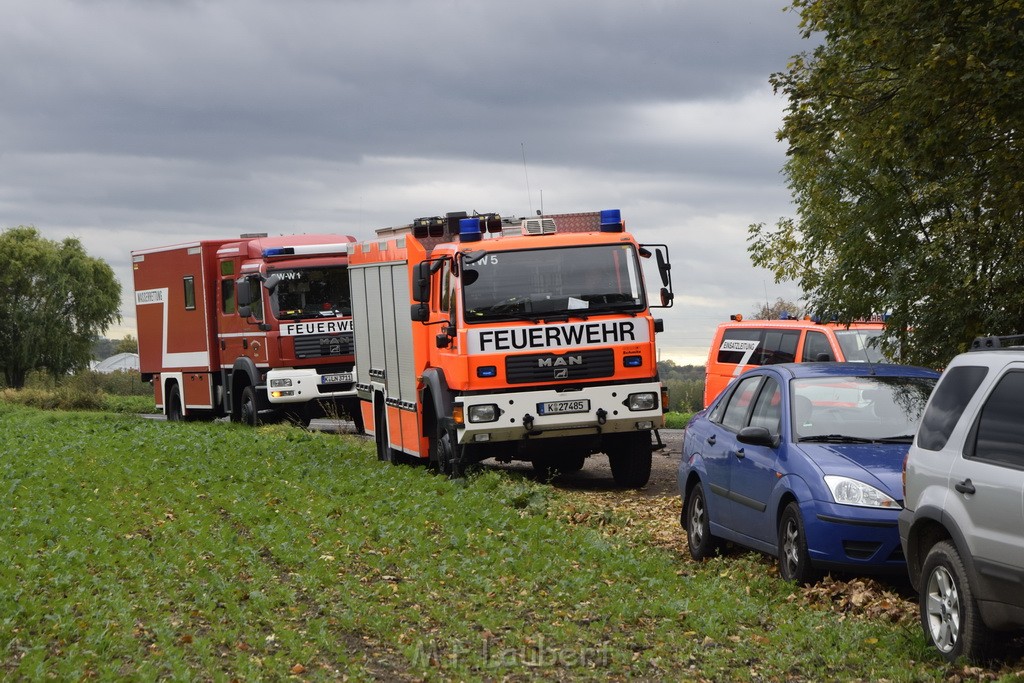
[412,216,446,238]
[459,217,483,243]
[599,208,624,233]
[521,217,557,236]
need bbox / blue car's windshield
[792,375,935,442]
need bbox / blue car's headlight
[823,475,900,509]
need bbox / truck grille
[293,332,354,359]
[505,349,614,384]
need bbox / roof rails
[970,335,1024,351]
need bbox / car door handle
[955,479,976,495]
[734,448,745,459]
[706,435,716,446]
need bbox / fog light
[270,378,293,388]
[636,421,654,430]
[468,404,499,423]
[626,392,657,411]
[271,390,295,398]
[473,434,491,442]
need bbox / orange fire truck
[132,233,362,428]
[347,209,673,487]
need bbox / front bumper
[265,367,357,404]
[455,381,664,445]
[804,500,905,570]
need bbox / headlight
[467,404,499,423]
[625,392,657,411]
[824,475,900,509]
[270,378,293,388]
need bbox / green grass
[0,403,996,680]
[664,411,693,429]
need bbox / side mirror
[412,261,431,303]
[235,278,251,307]
[737,426,780,449]
[238,304,252,318]
[410,303,429,322]
[656,250,670,287]
[660,288,674,307]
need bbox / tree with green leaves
[751,297,803,321]
[0,227,121,388]
[749,0,1024,368]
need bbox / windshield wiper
[797,434,875,444]
[875,435,915,443]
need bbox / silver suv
[900,335,1024,662]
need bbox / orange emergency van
[702,315,887,407]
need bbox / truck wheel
[343,398,365,434]
[167,384,184,422]
[240,386,262,427]
[778,501,820,585]
[283,406,311,428]
[431,420,465,479]
[607,432,652,488]
[920,540,992,663]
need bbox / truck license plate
[321,372,354,384]
[537,399,590,415]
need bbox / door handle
[955,479,976,495]
[706,435,716,446]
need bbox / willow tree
[750,0,1024,368]
[0,227,121,388]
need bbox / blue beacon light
[599,209,624,233]
[459,217,483,242]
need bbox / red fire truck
[347,209,673,487]
[132,233,362,428]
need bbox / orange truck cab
[702,315,886,407]
[347,209,674,487]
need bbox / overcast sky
[0,0,808,365]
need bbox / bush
[1,387,106,411]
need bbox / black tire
[283,406,311,428]
[167,384,184,422]
[607,432,652,488]
[920,540,992,663]
[343,398,365,434]
[240,385,261,427]
[374,403,394,464]
[684,482,720,561]
[778,501,820,584]
[558,453,587,473]
[430,419,465,479]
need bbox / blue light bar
[262,247,292,257]
[460,217,482,242]
[599,208,623,233]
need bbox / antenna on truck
[521,142,533,216]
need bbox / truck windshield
[269,266,351,320]
[835,330,887,363]
[462,244,645,321]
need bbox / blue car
[679,363,939,583]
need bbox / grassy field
[0,403,1018,680]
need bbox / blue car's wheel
[684,482,720,561]
[778,502,820,584]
